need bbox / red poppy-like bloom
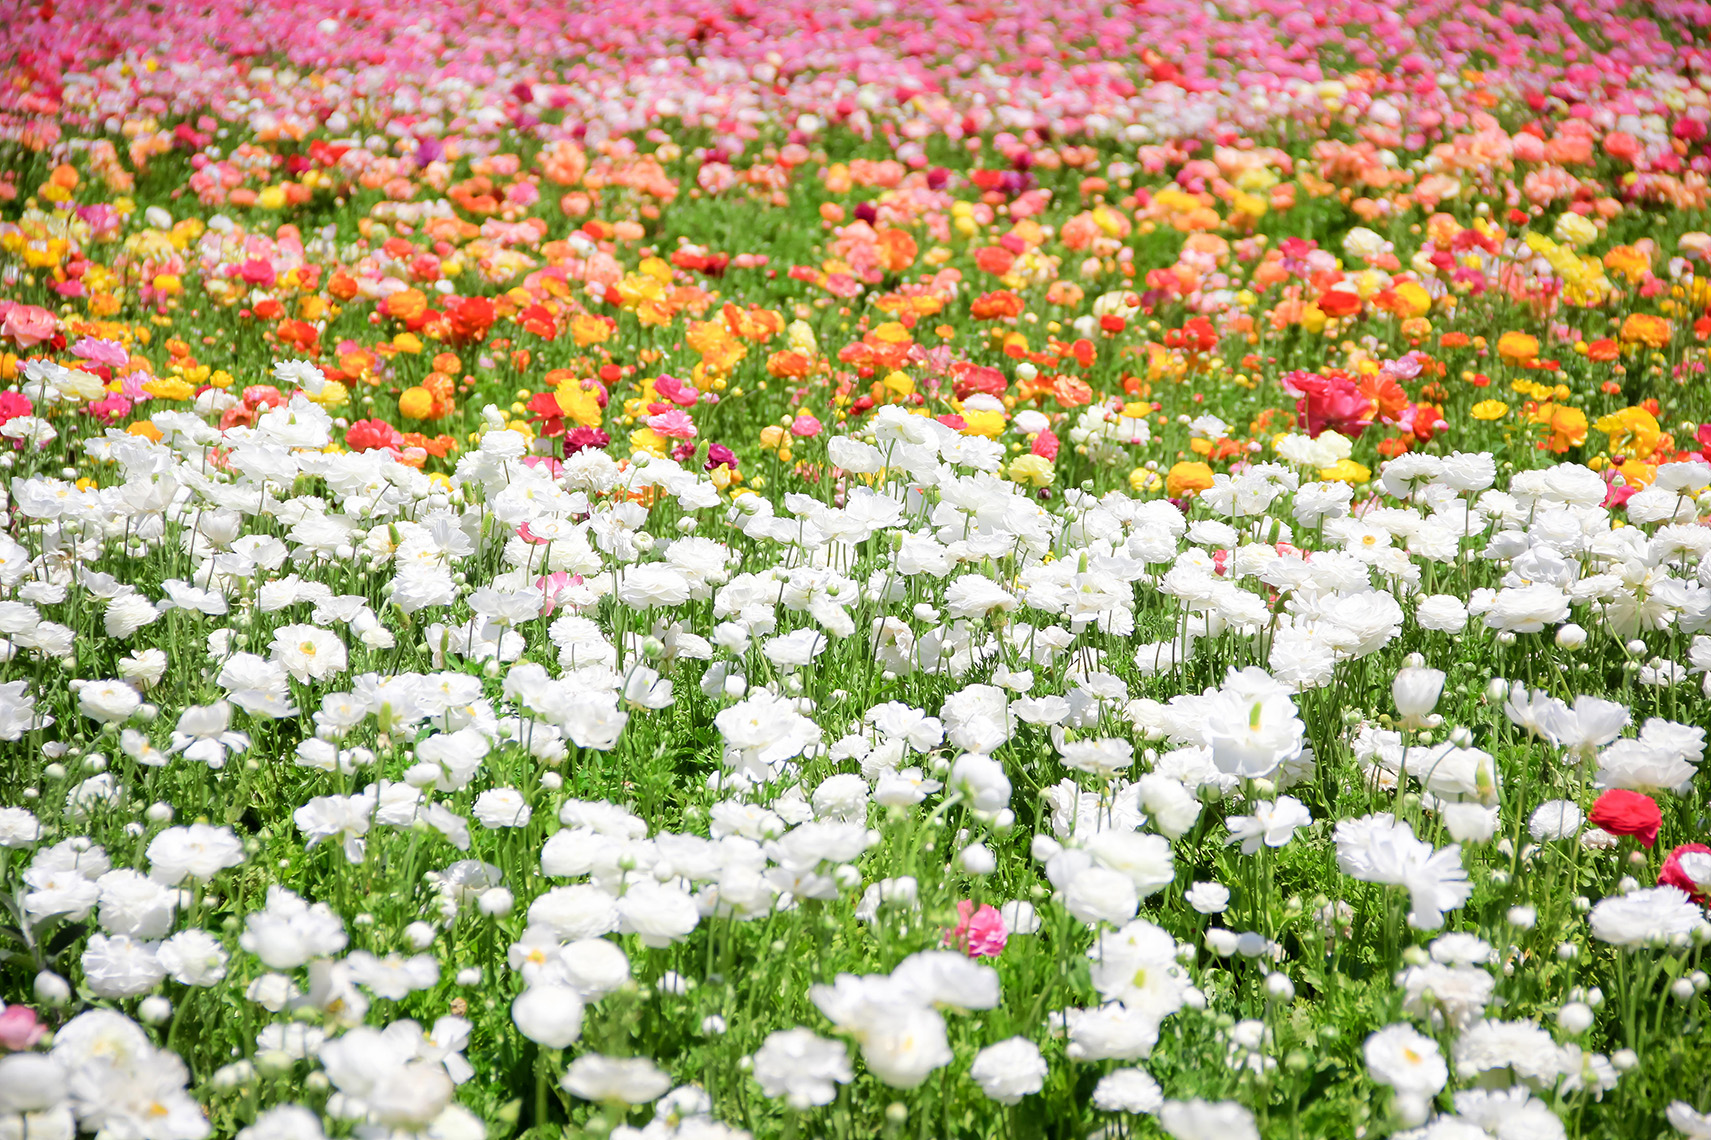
[1589,788,1662,848]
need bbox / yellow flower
[1470,400,1509,420]
[1128,468,1162,494]
[305,380,348,410]
[961,409,1006,438]
[398,387,435,419]
[553,376,604,428]
[1318,459,1371,485]
[1552,212,1598,247]
[1595,406,1663,459]
[142,376,195,401]
[629,427,668,458]
[1007,454,1055,487]
[881,371,916,399]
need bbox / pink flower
[653,375,700,407]
[87,394,132,424]
[1282,371,1373,439]
[646,408,698,440]
[944,900,1007,959]
[72,337,129,367]
[0,303,56,348]
[789,414,822,438]
[0,1006,45,1051]
[536,571,583,618]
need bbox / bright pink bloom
[0,391,34,426]
[87,394,132,424]
[1031,429,1059,460]
[945,900,1007,959]
[790,414,822,438]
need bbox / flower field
[7,0,1711,1137]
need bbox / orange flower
[1584,338,1619,362]
[1051,375,1094,408]
[1618,313,1671,349]
[571,313,614,346]
[1440,331,1470,349]
[1530,402,1588,452]
[875,228,917,273]
[1496,331,1539,365]
[970,291,1024,320]
[384,288,428,323]
[1046,282,1085,306]
[1357,373,1409,424]
[766,351,814,378]
[1166,461,1215,497]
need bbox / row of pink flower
[3,0,1707,160]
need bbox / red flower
[345,418,404,452]
[1659,844,1711,904]
[1316,289,1362,318]
[443,295,496,344]
[1031,429,1059,460]
[1589,789,1662,848]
